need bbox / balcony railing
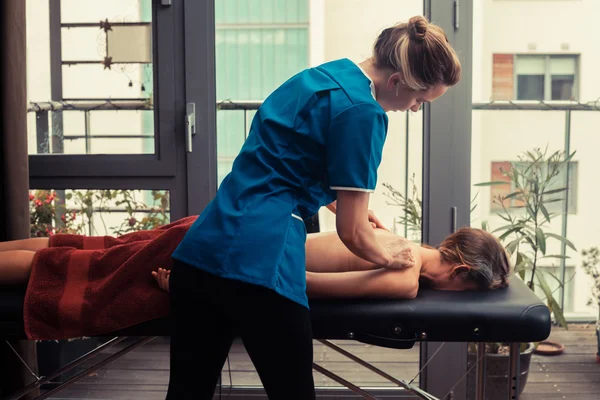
[27,98,600,153]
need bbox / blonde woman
[168,15,462,399]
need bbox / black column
[0,0,40,398]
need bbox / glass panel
[26,0,156,155]
[550,56,577,75]
[29,189,170,237]
[60,0,145,23]
[552,75,575,100]
[62,64,149,99]
[215,27,310,182]
[61,27,104,61]
[216,0,309,24]
[215,0,424,391]
[517,75,544,100]
[471,1,597,396]
[569,111,600,317]
[515,55,545,74]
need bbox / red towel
[23,216,197,340]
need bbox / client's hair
[437,228,511,290]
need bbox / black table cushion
[0,277,550,349]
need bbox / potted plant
[465,342,535,400]
[469,147,577,399]
[580,247,600,362]
[475,147,575,330]
[384,147,576,399]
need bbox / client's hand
[384,240,415,270]
[152,267,170,293]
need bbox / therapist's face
[378,73,448,113]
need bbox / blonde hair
[373,16,462,91]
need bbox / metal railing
[27,98,600,155]
[28,100,153,154]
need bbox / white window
[515,55,579,101]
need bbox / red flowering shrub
[29,190,82,237]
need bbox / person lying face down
[152,226,511,299]
[0,221,510,300]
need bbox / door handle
[186,102,196,153]
[451,206,457,232]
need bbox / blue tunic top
[172,58,389,308]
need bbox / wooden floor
[42,324,599,400]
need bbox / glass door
[27,0,179,177]
[27,0,186,223]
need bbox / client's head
[422,228,511,291]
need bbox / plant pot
[466,343,535,400]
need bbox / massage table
[1,277,550,400]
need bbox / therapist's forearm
[335,191,391,267]
[337,219,392,267]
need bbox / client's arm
[306,269,419,299]
[153,267,419,300]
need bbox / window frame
[514,54,580,101]
[29,0,179,179]
[29,0,190,220]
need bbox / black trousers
[166,260,316,400]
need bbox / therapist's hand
[384,240,416,270]
[368,210,388,231]
[329,200,388,231]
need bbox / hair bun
[408,15,428,42]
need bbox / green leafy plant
[475,147,577,329]
[29,189,170,238]
[384,147,576,353]
[383,174,479,242]
[65,189,169,236]
[382,175,422,240]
